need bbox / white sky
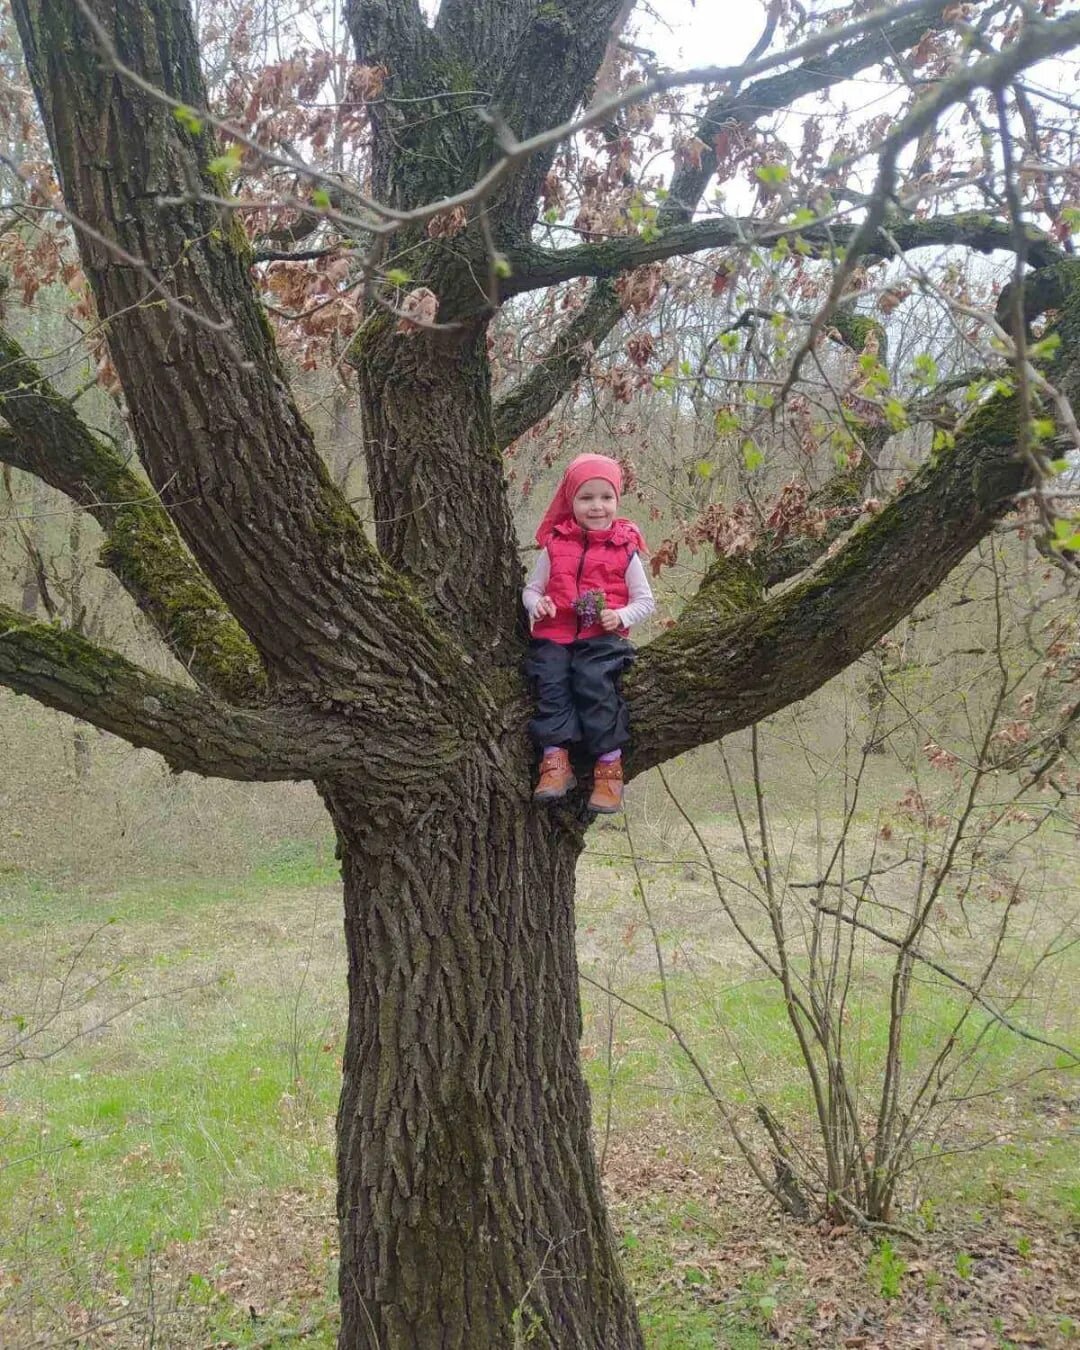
[633,1,760,67]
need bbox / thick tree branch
[15,0,484,715]
[631,267,1080,756]
[0,604,475,783]
[344,0,451,211]
[497,213,1063,300]
[494,280,621,449]
[250,245,339,264]
[484,0,629,234]
[351,0,628,232]
[433,0,534,76]
[346,0,435,72]
[624,382,1035,775]
[627,255,1080,770]
[0,328,264,702]
[0,605,394,781]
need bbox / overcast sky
[634,0,761,66]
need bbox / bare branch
[493,0,960,441]
[813,899,1078,1065]
[780,8,1080,399]
[496,213,1063,302]
[251,245,342,263]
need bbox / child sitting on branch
[523,453,655,813]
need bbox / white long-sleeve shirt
[522,549,656,630]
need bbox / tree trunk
[350,315,522,658]
[338,294,643,1348]
[323,748,644,1350]
[68,506,92,782]
[18,474,45,615]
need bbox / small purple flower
[573,588,606,627]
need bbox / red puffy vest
[531,519,636,644]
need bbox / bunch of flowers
[573,589,606,626]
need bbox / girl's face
[572,477,618,530]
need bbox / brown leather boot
[588,758,623,813]
[533,747,576,802]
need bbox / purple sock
[597,749,621,763]
[543,746,563,756]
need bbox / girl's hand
[599,609,621,632]
[534,595,557,620]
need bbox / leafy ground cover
[0,831,1077,1347]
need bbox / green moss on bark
[830,308,886,358]
[0,325,265,702]
[100,510,265,702]
[680,555,765,623]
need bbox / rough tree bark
[325,766,641,1344]
[5,1,1080,1347]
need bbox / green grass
[616,1192,802,1349]
[619,1205,737,1349]
[942,1133,1080,1226]
[1,993,338,1290]
[0,840,343,1334]
[0,836,339,931]
[586,964,1041,1099]
[250,838,340,889]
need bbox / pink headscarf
[535,453,643,549]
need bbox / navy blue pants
[525,636,636,757]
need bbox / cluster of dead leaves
[615,262,663,316]
[650,476,871,578]
[395,286,439,334]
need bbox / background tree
[1,0,1079,1346]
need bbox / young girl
[523,453,655,813]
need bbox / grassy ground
[1,812,1077,1348]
